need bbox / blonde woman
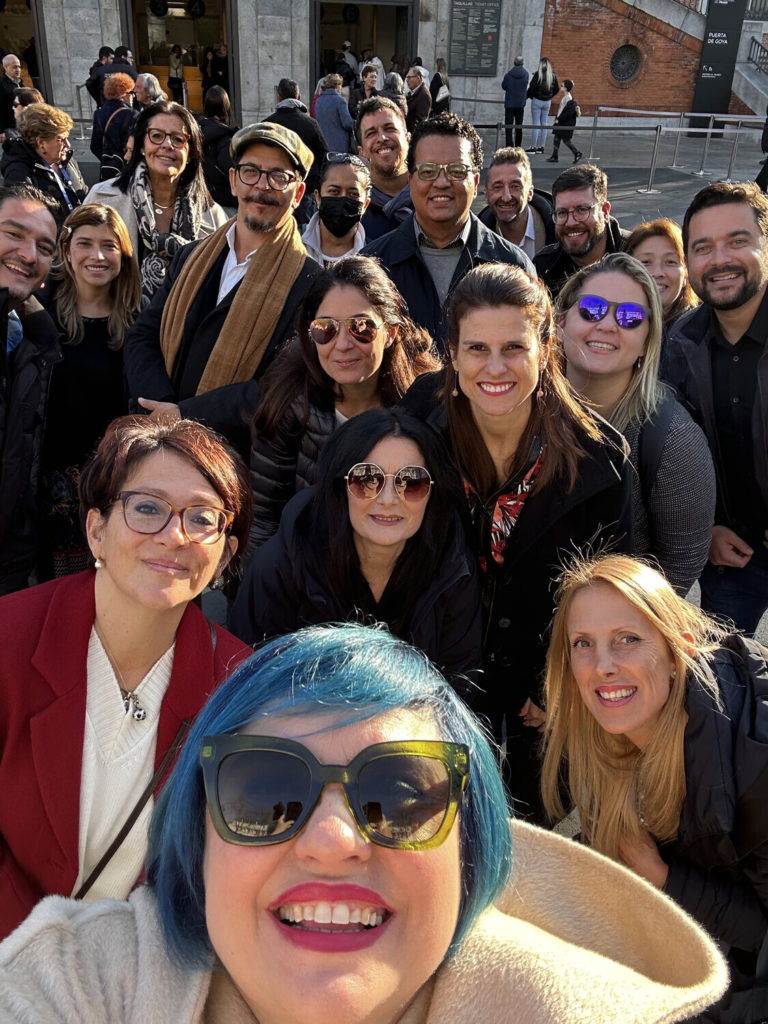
[542,551,768,1023]
[556,252,715,595]
[38,203,141,578]
[526,57,558,154]
[1,102,86,221]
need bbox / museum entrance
[312,1,417,90]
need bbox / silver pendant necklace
[96,626,148,722]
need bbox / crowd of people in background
[0,39,766,1024]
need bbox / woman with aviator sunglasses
[0,416,250,940]
[232,408,482,688]
[556,252,715,595]
[0,624,728,1022]
[247,256,438,552]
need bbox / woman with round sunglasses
[85,101,228,307]
[247,256,438,552]
[623,219,699,338]
[405,263,633,821]
[0,623,728,1022]
[541,552,768,1023]
[556,253,715,595]
[232,408,481,687]
[0,415,251,940]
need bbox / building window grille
[610,45,641,83]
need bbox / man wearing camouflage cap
[125,122,322,456]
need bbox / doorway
[312,1,416,92]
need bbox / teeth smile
[479,382,513,393]
[586,342,616,351]
[597,687,636,701]
[277,902,387,931]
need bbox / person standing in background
[0,55,23,144]
[167,45,185,106]
[502,56,528,148]
[526,57,558,155]
[430,58,450,116]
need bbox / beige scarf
[159,213,307,395]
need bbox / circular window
[610,45,641,83]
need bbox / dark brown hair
[623,218,699,326]
[551,164,607,206]
[79,416,252,577]
[254,256,439,438]
[682,180,768,253]
[445,264,602,497]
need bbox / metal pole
[724,120,742,182]
[692,115,715,177]
[637,124,662,194]
[588,106,600,162]
[496,121,502,152]
[670,111,685,169]
[76,85,85,140]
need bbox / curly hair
[15,103,73,144]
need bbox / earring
[451,372,459,399]
[210,575,225,591]
[94,557,105,569]
[635,355,645,370]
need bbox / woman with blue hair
[0,625,727,1022]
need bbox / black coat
[0,138,87,225]
[86,59,137,105]
[362,212,534,353]
[0,74,18,134]
[229,487,483,689]
[248,396,336,552]
[0,289,61,594]
[199,117,237,208]
[533,215,629,299]
[123,242,322,456]
[663,636,768,1022]
[90,99,137,160]
[477,189,557,249]
[403,377,633,719]
[264,102,328,194]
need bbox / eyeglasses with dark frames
[553,202,599,224]
[233,163,297,191]
[145,127,190,149]
[112,491,234,544]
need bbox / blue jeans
[699,541,768,636]
[529,97,551,148]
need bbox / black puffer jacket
[663,635,768,1023]
[248,396,337,552]
[0,138,87,225]
[0,289,61,593]
[229,487,483,689]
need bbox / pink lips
[269,883,393,954]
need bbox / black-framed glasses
[309,315,383,346]
[414,162,473,182]
[233,163,297,190]
[146,127,190,149]
[553,202,598,224]
[113,491,234,544]
[576,295,650,330]
[201,735,469,850]
[345,463,433,502]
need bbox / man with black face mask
[301,154,371,266]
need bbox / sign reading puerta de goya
[449,0,501,76]
[691,0,748,114]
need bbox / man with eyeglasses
[533,164,628,298]
[363,112,533,353]
[0,55,23,145]
[404,67,431,133]
[0,184,60,595]
[125,122,321,457]
[478,147,556,260]
[665,182,768,636]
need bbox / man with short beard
[356,96,413,241]
[124,123,321,456]
[533,164,627,298]
[478,147,555,259]
[0,184,60,594]
[665,182,768,634]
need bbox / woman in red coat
[0,415,251,938]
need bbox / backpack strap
[637,388,677,507]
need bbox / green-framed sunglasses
[200,735,470,851]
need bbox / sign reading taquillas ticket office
[691,0,748,116]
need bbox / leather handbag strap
[74,717,191,900]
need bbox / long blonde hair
[555,252,664,433]
[541,553,725,858]
[53,204,141,349]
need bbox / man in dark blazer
[0,54,23,142]
[363,113,533,354]
[124,123,321,457]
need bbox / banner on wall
[691,0,749,123]
[448,0,501,77]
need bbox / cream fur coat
[0,821,727,1023]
